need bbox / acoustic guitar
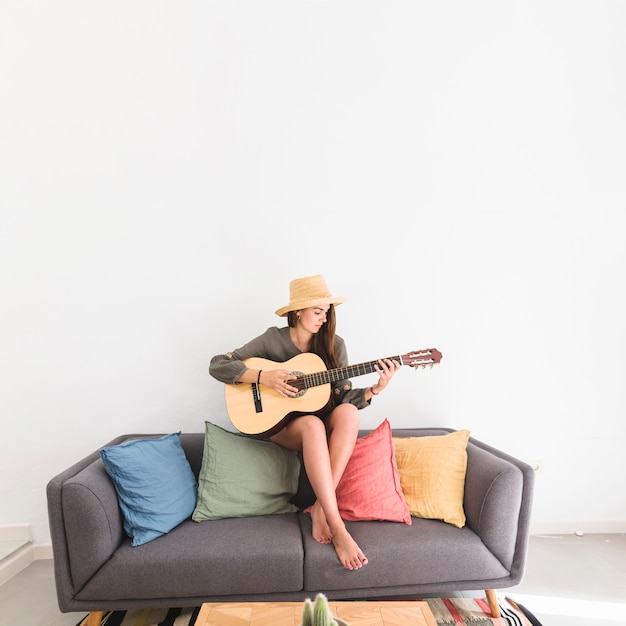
[224,348,442,438]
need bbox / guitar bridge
[252,383,263,413]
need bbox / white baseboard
[33,543,53,560]
[0,543,34,587]
[0,524,31,542]
[530,520,626,535]
[0,525,54,586]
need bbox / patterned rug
[75,597,541,626]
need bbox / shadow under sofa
[47,427,535,626]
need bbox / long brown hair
[287,305,340,370]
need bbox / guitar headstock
[402,348,442,369]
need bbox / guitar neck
[304,355,404,388]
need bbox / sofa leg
[86,611,104,626]
[485,589,500,618]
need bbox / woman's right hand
[260,369,298,397]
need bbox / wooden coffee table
[195,600,437,626]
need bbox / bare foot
[331,525,368,570]
[310,502,332,544]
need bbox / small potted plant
[300,593,349,626]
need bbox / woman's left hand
[372,358,401,394]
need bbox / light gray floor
[0,533,624,626]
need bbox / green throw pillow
[192,421,300,521]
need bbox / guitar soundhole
[290,371,307,398]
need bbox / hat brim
[275,296,346,317]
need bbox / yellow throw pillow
[392,430,470,528]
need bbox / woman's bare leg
[271,411,367,570]
[308,403,359,542]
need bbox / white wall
[1,0,624,545]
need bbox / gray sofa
[47,428,534,626]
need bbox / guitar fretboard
[300,355,404,389]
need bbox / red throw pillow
[335,419,412,524]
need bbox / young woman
[209,275,399,570]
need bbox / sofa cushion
[192,421,300,521]
[76,514,304,600]
[99,432,198,546]
[393,429,470,528]
[301,514,509,592]
[334,419,411,525]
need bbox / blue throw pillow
[100,432,197,546]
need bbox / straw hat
[275,275,346,317]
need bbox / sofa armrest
[463,437,535,578]
[63,461,125,586]
[47,438,129,610]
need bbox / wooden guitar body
[224,353,331,438]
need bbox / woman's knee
[297,414,328,438]
[328,404,360,433]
